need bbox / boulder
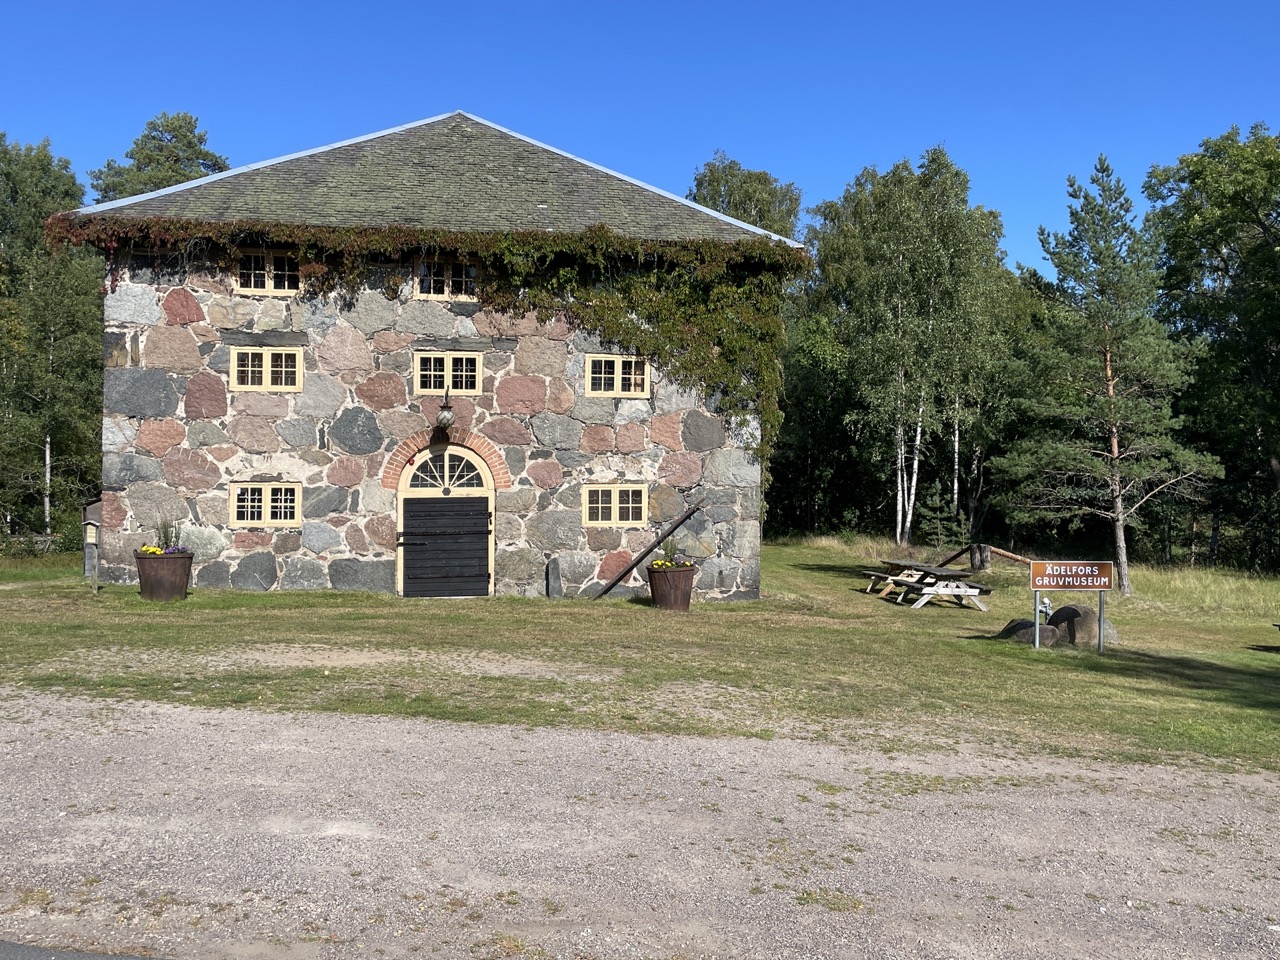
[1048,604,1117,646]
[998,618,1060,646]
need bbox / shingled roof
[76,111,797,246]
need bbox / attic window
[414,256,478,301]
[235,251,300,296]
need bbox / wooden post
[969,543,991,571]
[593,499,705,600]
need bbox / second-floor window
[414,351,483,396]
[230,347,303,392]
[585,355,648,398]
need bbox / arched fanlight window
[405,446,487,493]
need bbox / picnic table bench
[862,560,993,611]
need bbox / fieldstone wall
[98,258,762,600]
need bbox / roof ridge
[73,112,801,247]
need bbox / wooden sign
[1029,561,1114,591]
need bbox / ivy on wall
[46,215,808,484]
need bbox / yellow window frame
[413,351,483,396]
[412,256,479,301]
[228,482,303,529]
[229,347,304,393]
[584,354,649,398]
[581,484,648,527]
[234,249,301,297]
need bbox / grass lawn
[2,537,1277,769]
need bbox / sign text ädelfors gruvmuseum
[1029,561,1114,591]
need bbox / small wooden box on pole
[82,520,100,593]
[1029,561,1113,652]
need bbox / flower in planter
[651,537,695,569]
[138,544,188,555]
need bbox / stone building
[69,112,798,599]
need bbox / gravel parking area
[1,690,1277,959]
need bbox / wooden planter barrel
[134,551,193,601]
[647,565,696,611]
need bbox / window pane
[270,486,296,521]
[418,355,445,392]
[590,358,615,394]
[271,254,299,291]
[236,487,263,522]
[621,359,645,394]
[409,452,448,488]
[448,456,484,488]
[451,354,477,392]
[587,488,612,523]
[618,487,644,523]
[418,260,446,296]
[239,254,267,290]
[270,352,297,387]
[237,351,264,386]
[450,262,478,297]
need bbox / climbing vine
[46,214,808,483]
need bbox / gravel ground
[1,690,1277,960]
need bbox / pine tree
[995,158,1218,594]
[89,112,229,203]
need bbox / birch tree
[806,148,1004,543]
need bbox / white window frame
[413,351,483,396]
[228,482,303,529]
[234,250,301,296]
[584,355,649,398]
[581,484,648,527]
[413,256,478,301]
[229,347,304,393]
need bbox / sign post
[1028,561,1114,652]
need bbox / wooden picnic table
[861,560,993,612]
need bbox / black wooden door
[399,497,491,597]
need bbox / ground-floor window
[581,484,648,526]
[229,482,303,527]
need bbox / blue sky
[6,0,1276,270]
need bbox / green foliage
[687,150,802,239]
[1144,123,1280,570]
[88,112,229,203]
[794,147,1009,542]
[1,135,84,272]
[1,135,104,538]
[995,158,1218,593]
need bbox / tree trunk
[1114,512,1132,596]
[894,419,906,544]
[903,398,925,543]
[1209,512,1221,566]
[969,542,991,571]
[951,399,960,516]
[43,432,51,537]
[1103,344,1131,594]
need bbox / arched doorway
[396,444,494,597]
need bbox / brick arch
[381,427,513,490]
